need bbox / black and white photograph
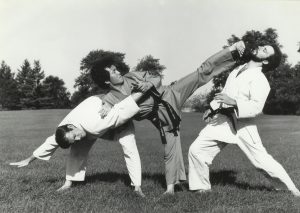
[1,0,300,212]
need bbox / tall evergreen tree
[15,59,46,108]
[0,61,20,109]
[31,60,45,98]
[16,59,33,99]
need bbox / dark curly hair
[90,56,115,89]
[90,56,129,89]
[262,44,282,72]
[239,41,282,72]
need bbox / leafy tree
[71,50,129,106]
[0,61,20,109]
[70,87,91,107]
[264,62,300,115]
[183,93,207,112]
[134,55,166,77]
[40,75,71,108]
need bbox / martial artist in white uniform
[33,96,141,183]
[10,94,147,195]
[188,44,300,196]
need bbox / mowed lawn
[1,110,300,213]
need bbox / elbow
[238,108,262,119]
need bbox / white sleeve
[236,76,270,119]
[91,96,140,136]
[32,135,59,161]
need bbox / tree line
[0,60,70,110]
[0,54,164,110]
[1,28,299,114]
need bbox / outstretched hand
[9,156,35,168]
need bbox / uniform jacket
[206,64,270,144]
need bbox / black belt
[209,106,237,132]
[149,88,181,144]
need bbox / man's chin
[251,55,265,63]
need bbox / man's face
[251,45,275,62]
[64,125,86,145]
[105,65,124,85]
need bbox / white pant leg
[237,133,299,192]
[66,138,96,181]
[116,122,141,186]
[188,133,226,190]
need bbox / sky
[1,0,300,94]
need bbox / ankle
[134,185,141,191]
[166,184,174,192]
[64,180,73,187]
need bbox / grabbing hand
[99,101,112,119]
[214,93,237,106]
[131,77,153,93]
[230,41,245,57]
[202,108,213,122]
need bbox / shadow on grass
[45,170,273,192]
[210,170,273,191]
[76,171,166,188]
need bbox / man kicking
[90,42,246,194]
[188,42,300,197]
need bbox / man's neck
[237,61,262,76]
[246,60,263,70]
[109,82,127,95]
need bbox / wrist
[29,155,37,162]
[232,99,237,106]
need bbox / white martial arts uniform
[33,96,142,186]
[188,65,299,192]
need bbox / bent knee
[189,147,211,165]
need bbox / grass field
[1,110,300,212]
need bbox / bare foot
[134,186,145,198]
[194,189,211,194]
[163,183,175,195]
[163,190,174,195]
[291,190,300,197]
[57,180,72,192]
[134,189,146,198]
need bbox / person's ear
[262,60,269,65]
[67,124,75,130]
